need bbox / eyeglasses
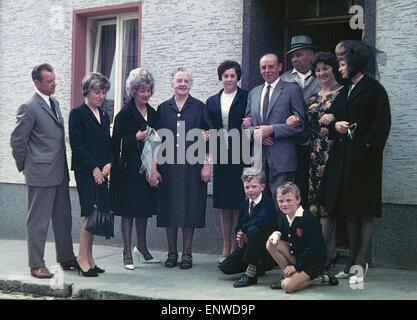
[347,123,357,140]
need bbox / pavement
[1,239,417,301]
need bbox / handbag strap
[94,179,108,208]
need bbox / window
[71,3,141,120]
[87,13,138,121]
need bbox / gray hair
[170,67,193,83]
[241,168,266,185]
[81,72,110,97]
[126,68,155,98]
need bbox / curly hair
[311,51,342,83]
[126,68,155,98]
[335,40,372,79]
[217,60,242,81]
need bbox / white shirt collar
[250,193,263,207]
[35,88,52,107]
[264,77,280,90]
[292,68,311,80]
[286,205,304,227]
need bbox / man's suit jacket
[235,195,277,236]
[280,70,321,104]
[244,80,306,174]
[281,70,321,145]
[10,92,69,187]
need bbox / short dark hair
[81,72,111,97]
[32,63,54,82]
[311,51,341,83]
[335,40,372,79]
[217,60,242,81]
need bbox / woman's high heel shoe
[121,253,135,270]
[92,265,105,273]
[76,264,98,277]
[134,246,161,264]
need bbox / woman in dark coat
[206,60,248,263]
[320,40,391,284]
[110,68,161,270]
[156,67,213,270]
[69,72,113,277]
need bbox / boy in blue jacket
[219,168,277,287]
[266,182,337,293]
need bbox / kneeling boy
[219,168,277,288]
[266,182,332,293]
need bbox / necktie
[262,85,271,123]
[49,97,59,121]
[249,200,254,216]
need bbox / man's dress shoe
[233,274,257,288]
[30,267,54,279]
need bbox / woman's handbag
[86,183,114,239]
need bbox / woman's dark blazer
[69,102,113,217]
[110,99,157,217]
[320,75,391,217]
[206,87,248,209]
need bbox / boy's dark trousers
[219,225,273,274]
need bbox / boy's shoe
[233,274,257,287]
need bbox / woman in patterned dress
[306,52,343,268]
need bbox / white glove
[269,231,281,245]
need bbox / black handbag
[86,183,114,239]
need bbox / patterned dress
[307,91,340,217]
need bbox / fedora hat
[287,35,318,54]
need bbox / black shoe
[270,276,285,289]
[60,258,78,270]
[76,264,98,277]
[233,274,257,288]
[165,252,178,268]
[92,265,105,273]
[180,253,193,270]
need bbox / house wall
[0,0,244,186]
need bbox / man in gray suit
[281,35,321,207]
[244,54,306,196]
[10,63,76,278]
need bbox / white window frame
[86,12,139,118]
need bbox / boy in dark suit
[266,182,337,293]
[219,168,277,287]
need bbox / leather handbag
[86,183,114,239]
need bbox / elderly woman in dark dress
[320,40,391,284]
[111,68,162,270]
[156,67,213,270]
[69,72,113,277]
[206,60,248,263]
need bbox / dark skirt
[75,171,110,217]
[110,167,156,218]
[212,163,245,210]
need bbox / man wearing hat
[281,35,321,208]
[282,35,321,102]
